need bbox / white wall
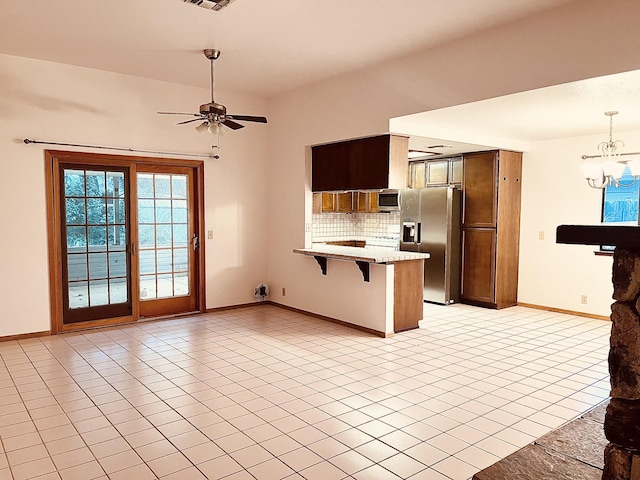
[518,131,640,317]
[3,0,640,338]
[0,53,269,337]
[266,0,640,322]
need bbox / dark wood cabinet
[409,161,426,189]
[312,192,322,214]
[461,228,496,304]
[313,191,379,214]
[461,152,497,227]
[450,158,462,184]
[322,192,335,212]
[354,192,378,213]
[426,160,449,186]
[312,192,356,213]
[393,259,424,332]
[312,134,408,192]
[408,156,462,189]
[336,192,353,212]
[460,150,522,309]
[325,240,366,248]
[355,192,367,213]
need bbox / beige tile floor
[0,302,611,479]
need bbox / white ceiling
[2,0,639,152]
[0,0,576,97]
[398,69,640,156]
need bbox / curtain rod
[23,138,219,159]
[581,151,640,160]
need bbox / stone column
[604,248,640,480]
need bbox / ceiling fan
[158,49,267,152]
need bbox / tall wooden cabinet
[460,150,522,309]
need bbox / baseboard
[265,301,389,338]
[205,301,270,313]
[517,302,609,321]
[0,330,51,343]
[0,302,607,342]
[1,301,386,342]
[208,301,388,337]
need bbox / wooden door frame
[45,150,206,334]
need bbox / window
[602,165,639,222]
[601,164,639,251]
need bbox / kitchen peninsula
[293,245,429,335]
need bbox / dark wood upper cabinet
[311,134,408,192]
[408,156,462,189]
[355,191,378,213]
[462,151,498,227]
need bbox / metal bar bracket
[355,261,370,282]
[313,256,328,275]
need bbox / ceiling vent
[183,0,235,11]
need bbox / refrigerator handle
[416,223,421,244]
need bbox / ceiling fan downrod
[204,48,220,104]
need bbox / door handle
[192,233,199,250]
[416,223,421,244]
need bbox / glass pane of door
[61,166,131,323]
[138,172,192,302]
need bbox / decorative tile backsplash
[312,212,401,241]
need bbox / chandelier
[581,111,640,189]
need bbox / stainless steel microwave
[378,190,399,211]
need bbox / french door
[47,151,205,333]
[60,165,132,323]
[136,166,198,318]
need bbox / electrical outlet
[581,295,588,304]
[208,230,214,239]
[282,287,286,297]
[538,231,545,240]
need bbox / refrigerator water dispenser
[402,222,419,244]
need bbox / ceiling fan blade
[222,119,245,130]
[227,115,268,124]
[176,117,205,125]
[157,111,201,117]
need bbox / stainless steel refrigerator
[399,186,462,304]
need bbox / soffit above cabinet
[311,134,408,192]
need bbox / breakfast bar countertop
[293,245,429,264]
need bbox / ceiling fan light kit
[182,0,235,11]
[158,49,267,155]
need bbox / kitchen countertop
[293,245,429,263]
